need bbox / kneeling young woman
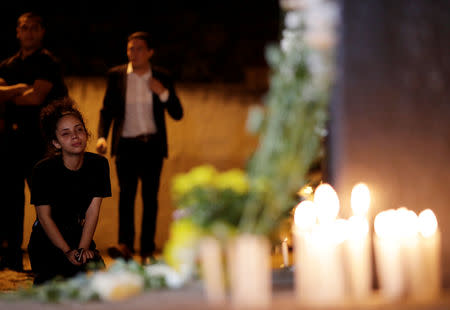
[28,97,111,284]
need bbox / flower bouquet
[163,165,251,272]
[171,164,249,233]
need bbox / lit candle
[346,183,372,299]
[281,238,289,267]
[350,182,370,217]
[304,219,347,304]
[293,200,317,302]
[294,184,346,305]
[199,237,226,305]
[374,209,405,300]
[228,234,271,308]
[346,216,371,299]
[417,209,441,299]
[396,208,423,298]
[314,183,340,225]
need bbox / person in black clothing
[0,12,68,271]
[96,31,183,263]
[28,97,111,285]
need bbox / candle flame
[314,183,340,224]
[418,209,438,238]
[374,209,397,238]
[396,207,418,237]
[294,200,316,231]
[351,183,370,216]
[375,207,419,239]
[297,185,314,197]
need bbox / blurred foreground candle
[281,238,289,267]
[418,209,441,299]
[346,183,372,299]
[228,234,271,308]
[374,210,405,300]
[374,207,441,301]
[294,184,346,305]
[314,183,340,225]
[199,237,226,305]
[397,208,423,298]
[304,220,347,304]
[346,216,371,299]
[293,200,316,302]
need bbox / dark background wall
[0,2,281,83]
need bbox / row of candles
[290,182,441,304]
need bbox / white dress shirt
[121,63,168,138]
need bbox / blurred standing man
[0,12,68,271]
[96,32,183,264]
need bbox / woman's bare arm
[78,197,102,262]
[35,204,81,265]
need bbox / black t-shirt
[30,152,111,232]
[0,48,68,133]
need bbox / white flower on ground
[90,270,144,301]
[145,264,189,289]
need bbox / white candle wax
[295,184,346,305]
[346,183,372,299]
[374,210,405,300]
[199,237,226,305]
[229,234,272,308]
[304,184,346,304]
[281,239,289,267]
[397,208,423,298]
[346,216,372,299]
[293,200,317,303]
[418,209,441,299]
[303,221,346,305]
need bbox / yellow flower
[214,169,249,194]
[188,164,217,188]
[169,217,203,245]
[171,174,193,199]
[163,218,203,272]
[171,165,217,200]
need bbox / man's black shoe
[107,244,133,260]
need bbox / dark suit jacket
[97,64,183,158]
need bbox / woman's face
[52,114,87,156]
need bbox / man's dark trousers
[115,135,163,256]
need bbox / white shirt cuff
[159,90,169,102]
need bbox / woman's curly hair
[40,97,90,155]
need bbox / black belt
[123,133,157,143]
